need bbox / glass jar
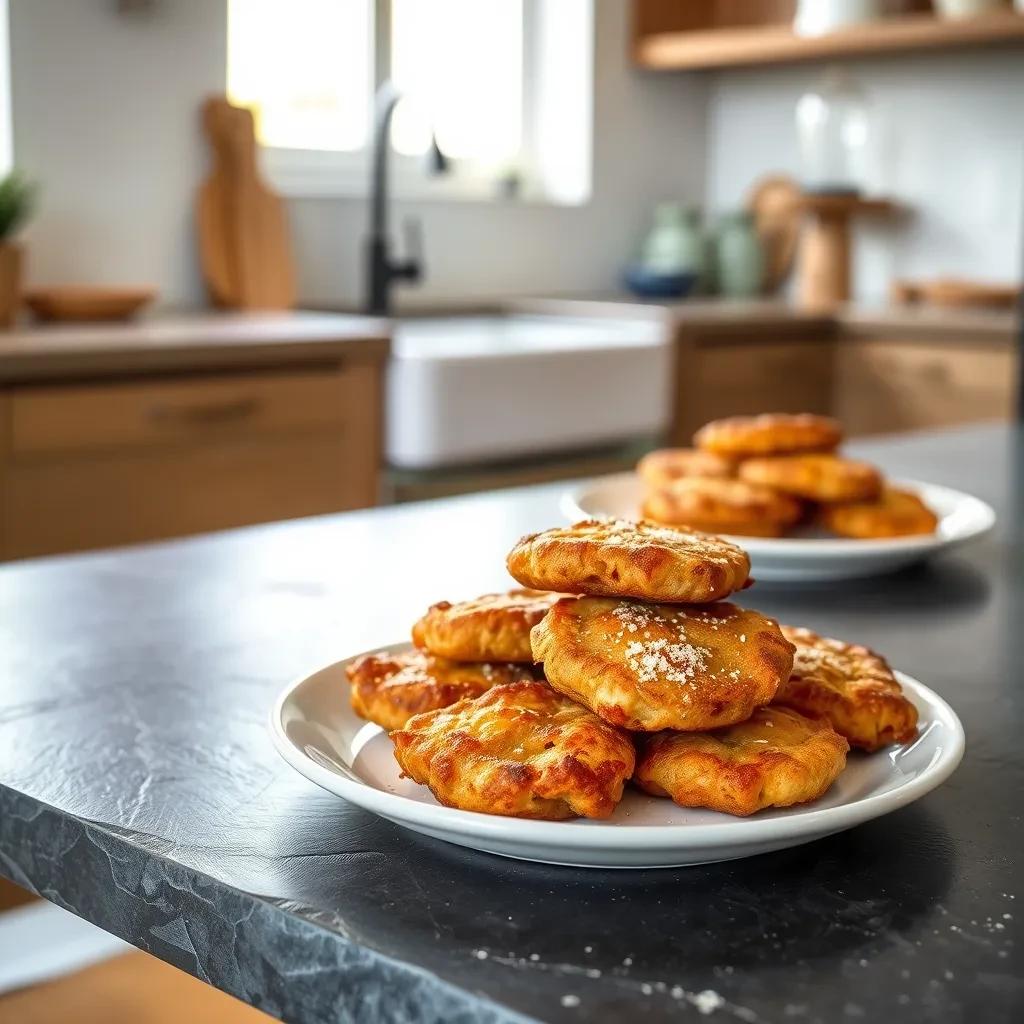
[796,68,871,196]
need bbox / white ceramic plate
[561,475,995,582]
[269,644,965,869]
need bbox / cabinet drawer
[3,434,364,559]
[675,340,832,440]
[836,339,1017,436]
[698,341,832,402]
[0,360,384,559]
[9,369,352,456]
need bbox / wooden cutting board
[196,97,295,310]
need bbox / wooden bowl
[890,278,1020,310]
[23,286,157,322]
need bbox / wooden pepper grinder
[796,194,897,310]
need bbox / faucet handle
[399,216,423,282]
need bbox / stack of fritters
[347,521,919,822]
[512,519,849,817]
[640,412,938,539]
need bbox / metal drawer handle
[147,396,262,426]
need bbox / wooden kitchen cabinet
[667,308,1018,445]
[671,331,834,443]
[835,337,1018,437]
[0,313,388,560]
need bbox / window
[227,0,373,154]
[227,0,592,204]
[388,0,522,163]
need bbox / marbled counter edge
[0,784,536,1024]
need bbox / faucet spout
[365,81,428,316]
[370,82,401,249]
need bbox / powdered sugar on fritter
[591,518,740,566]
[612,603,713,686]
[623,637,711,685]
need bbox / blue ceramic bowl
[622,265,698,299]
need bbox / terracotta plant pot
[0,242,23,328]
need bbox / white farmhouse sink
[386,315,672,469]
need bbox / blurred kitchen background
[0,0,1019,562]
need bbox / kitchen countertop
[0,311,390,383]
[512,296,1019,342]
[3,302,1012,388]
[0,423,1021,1024]
[837,303,1019,342]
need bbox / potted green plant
[0,170,37,327]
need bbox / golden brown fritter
[347,649,535,732]
[412,588,559,663]
[506,519,751,604]
[774,626,919,751]
[637,448,735,488]
[391,680,635,820]
[694,413,842,458]
[641,477,803,538]
[821,487,939,539]
[738,453,883,503]
[531,597,794,732]
[634,706,849,817]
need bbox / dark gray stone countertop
[1,423,1021,1023]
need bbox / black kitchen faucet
[364,82,448,315]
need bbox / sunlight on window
[390,0,523,164]
[227,0,372,151]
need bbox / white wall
[706,50,1024,302]
[0,0,12,175]
[7,0,705,311]
[9,0,226,307]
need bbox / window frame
[243,0,586,206]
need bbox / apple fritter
[637,448,735,488]
[821,487,938,539]
[634,706,849,817]
[412,588,559,663]
[774,626,919,751]
[391,680,635,820]
[641,477,802,538]
[694,413,842,458]
[532,596,794,732]
[347,648,535,732]
[738,453,882,503]
[506,519,751,604]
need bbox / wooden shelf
[636,11,1024,70]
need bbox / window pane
[227,0,372,152]
[390,0,523,163]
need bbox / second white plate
[561,474,995,582]
[270,646,964,869]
